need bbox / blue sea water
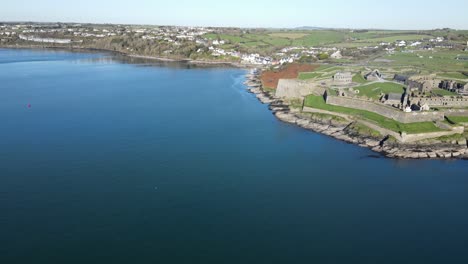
[1,48,468,264]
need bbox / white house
[330,50,343,59]
[397,40,406,47]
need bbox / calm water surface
[1,48,468,264]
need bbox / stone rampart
[275,79,324,99]
[302,106,464,143]
[325,95,444,123]
[442,108,468,117]
[418,97,468,108]
[402,127,465,143]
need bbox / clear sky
[2,0,467,29]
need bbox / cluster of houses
[2,23,465,67]
[18,34,78,44]
[380,37,461,54]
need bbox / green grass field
[356,34,433,43]
[298,72,323,80]
[291,31,345,46]
[446,116,468,124]
[269,33,309,39]
[437,72,468,80]
[204,30,347,49]
[350,123,382,138]
[374,50,468,72]
[432,88,459,97]
[354,82,405,100]
[352,73,368,84]
[304,95,442,134]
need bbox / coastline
[3,45,466,159]
[0,44,257,68]
[244,71,468,160]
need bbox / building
[364,70,382,81]
[462,84,468,95]
[330,50,342,59]
[333,72,352,86]
[394,74,408,83]
[407,75,439,93]
[439,80,467,95]
[383,93,403,107]
[397,40,406,47]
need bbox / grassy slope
[292,31,345,46]
[298,72,322,80]
[356,34,433,43]
[432,88,459,96]
[304,95,442,134]
[354,82,405,100]
[437,72,468,80]
[268,33,309,39]
[446,116,468,124]
[352,73,368,84]
[375,50,468,72]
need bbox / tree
[318,53,329,60]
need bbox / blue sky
[2,0,467,29]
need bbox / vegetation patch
[261,63,318,89]
[356,34,433,43]
[298,112,347,123]
[437,72,468,80]
[350,123,382,138]
[269,33,309,39]
[446,116,468,125]
[291,31,345,46]
[298,72,323,80]
[352,73,368,84]
[432,88,459,97]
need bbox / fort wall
[275,79,325,99]
[418,97,468,108]
[442,108,468,117]
[325,95,445,123]
[302,106,464,143]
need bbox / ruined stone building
[364,70,382,81]
[407,75,439,93]
[332,72,352,86]
[394,74,408,83]
[383,93,403,107]
[439,80,468,95]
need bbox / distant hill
[293,26,330,30]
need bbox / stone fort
[325,92,445,123]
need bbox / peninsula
[2,22,468,159]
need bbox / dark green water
[1,48,468,264]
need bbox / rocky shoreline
[244,71,468,160]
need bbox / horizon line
[1,20,467,31]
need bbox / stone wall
[402,127,465,143]
[275,79,324,99]
[418,97,468,108]
[325,95,445,123]
[303,106,464,143]
[442,108,468,117]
